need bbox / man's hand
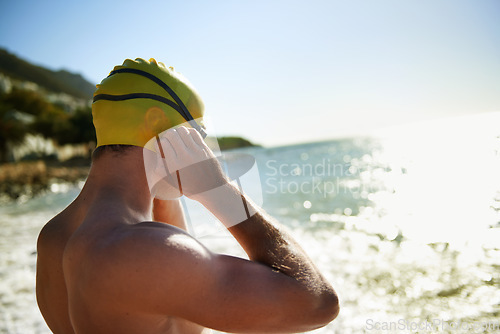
[156,126,229,199]
[146,126,255,227]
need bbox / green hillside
[0,48,95,99]
[205,136,260,151]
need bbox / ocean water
[1,113,499,333]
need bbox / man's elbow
[282,290,340,333]
[301,290,339,331]
[315,290,340,325]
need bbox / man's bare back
[37,195,210,333]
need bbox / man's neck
[78,147,154,222]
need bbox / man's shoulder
[117,221,205,252]
[70,222,214,312]
[85,222,212,275]
[37,211,73,253]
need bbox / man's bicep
[162,247,322,333]
[152,198,187,230]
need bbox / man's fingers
[155,136,175,158]
[187,127,215,160]
[188,127,207,147]
[156,136,179,173]
[155,126,215,173]
[176,126,200,151]
[163,128,188,155]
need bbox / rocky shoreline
[0,160,90,202]
[0,136,261,203]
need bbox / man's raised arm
[199,182,340,325]
[158,127,339,329]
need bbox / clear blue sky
[1,0,499,146]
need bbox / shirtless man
[36,59,339,333]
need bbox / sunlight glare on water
[1,113,499,333]
[372,113,500,247]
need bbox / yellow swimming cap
[92,58,205,148]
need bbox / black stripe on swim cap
[107,68,194,122]
[93,93,183,114]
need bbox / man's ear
[145,107,170,137]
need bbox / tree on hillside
[56,106,95,145]
[31,105,69,141]
[0,101,29,162]
[0,88,96,161]
[3,88,51,116]
[31,105,95,158]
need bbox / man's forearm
[196,184,335,295]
